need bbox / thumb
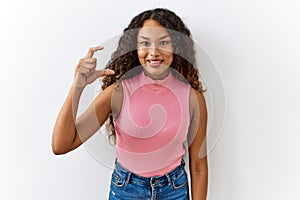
[96,69,115,77]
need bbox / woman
[52,8,208,200]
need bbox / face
[137,19,173,79]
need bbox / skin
[52,46,115,154]
[137,19,173,79]
[188,88,208,200]
[52,19,208,200]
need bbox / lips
[147,59,163,68]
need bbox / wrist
[72,82,85,94]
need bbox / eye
[160,40,169,46]
[139,41,150,47]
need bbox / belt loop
[126,172,131,185]
[165,174,171,186]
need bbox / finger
[96,69,115,77]
[80,62,96,70]
[78,63,97,73]
[78,67,93,75]
[85,46,104,58]
[77,65,96,75]
[75,58,95,76]
[84,57,97,64]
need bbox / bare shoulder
[189,88,207,118]
[94,83,116,102]
[93,83,117,116]
[111,81,124,120]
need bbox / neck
[143,68,170,80]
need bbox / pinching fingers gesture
[74,46,115,89]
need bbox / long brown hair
[101,8,205,142]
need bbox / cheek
[164,51,173,62]
[162,46,173,61]
[137,49,146,62]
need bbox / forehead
[138,19,170,38]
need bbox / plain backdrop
[1,0,300,199]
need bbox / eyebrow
[138,35,171,40]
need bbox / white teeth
[149,60,161,64]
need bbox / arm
[188,89,208,200]
[51,84,83,154]
[52,47,114,155]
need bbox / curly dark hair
[101,8,205,143]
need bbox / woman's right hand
[74,46,115,89]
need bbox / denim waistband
[113,159,186,186]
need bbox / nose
[149,44,160,57]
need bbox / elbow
[51,128,78,155]
[51,138,69,155]
[190,165,208,174]
[52,144,67,155]
[189,157,208,173]
[52,147,66,155]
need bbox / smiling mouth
[147,59,164,68]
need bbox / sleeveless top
[113,70,191,177]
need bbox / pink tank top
[113,70,190,177]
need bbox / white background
[1,0,300,199]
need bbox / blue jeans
[108,160,190,200]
